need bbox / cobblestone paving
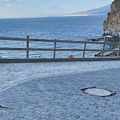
[0,61,120,94]
[0,62,120,119]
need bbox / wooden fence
[0,36,120,58]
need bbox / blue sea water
[0,15,107,58]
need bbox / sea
[0,15,107,58]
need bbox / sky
[0,0,114,18]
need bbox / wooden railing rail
[82,40,86,58]
[26,36,29,58]
[0,36,120,45]
[117,42,120,57]
[53,39,56,58]
[101,37,106,57]
[0,48,120,52]
[0,36,120,58]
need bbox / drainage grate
[81,87,116,97]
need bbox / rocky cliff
[103,0,120,37]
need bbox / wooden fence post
[82,40,86,58]
[101,37,106,57]
[26,36,29,58]
[117,42,120,57]
[53,39,56,58]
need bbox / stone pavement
[0,61,120,119]
[0,61,120,94]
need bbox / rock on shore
[103,0,120,37]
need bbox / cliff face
[103,0,120,37]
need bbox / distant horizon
[0,0,113,18]
[0,15,108,20]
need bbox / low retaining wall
[0,58,120,63]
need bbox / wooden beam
[0,48,120,52]
[117,42,120,57]
[26,36,29,58]
[53,39,56,58]
[101,37,106,57]
[0,36,120,45]
[83,40,86,58]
